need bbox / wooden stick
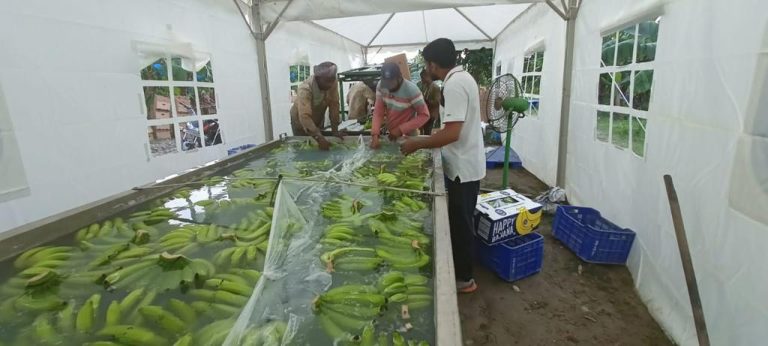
[663,175,710,346]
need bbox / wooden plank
[663,175,710,346]
[432,148,463,346]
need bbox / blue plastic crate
[552,206,636,265]
[476,233,543,282]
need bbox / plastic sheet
[223,139,437,345]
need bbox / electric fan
[486,74,530,187]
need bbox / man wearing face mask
[370,63,430,149]
[290,61,344,150]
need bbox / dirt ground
[458,168,673,346]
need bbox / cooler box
[474,189,543,245]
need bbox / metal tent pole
[553,0,580,187]
[251,1,275,141]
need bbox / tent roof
[251,0,539,47]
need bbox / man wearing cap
[370,62,430,149]
[290,61,344,150]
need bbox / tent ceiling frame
[453,8,492,41]
[264,0,294,39]
[366,13,397,47]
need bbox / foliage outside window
[596,18,659,157]
[142,56,222,157]
[290,64,311,100]
[521,50,544,116]
[456,48,493,87]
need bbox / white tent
[1,0,767,345]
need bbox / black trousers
[445,176,480,282]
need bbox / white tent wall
[494,4,565,186]
[266,22,364,136]
[0,0,266,233]
[565,0,768,345]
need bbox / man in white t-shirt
[401,38,486,293]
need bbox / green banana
[326,285,379,296]
[168,298,197,325]
[230,247,247,266]
[194,318,234,346]
[119,288,145,311]
[57,299,76,333]
[213,273,250,287]
[228,268,262,283]
[15,293,67,312]
[204,278,253,297]
[322,303,384,319]
[406,286,432,295]
[393,331,406,346]
[33,313,58,344]
[378,272,405,290]
[105,300,121,327]
[360,323,376,346]
[317,314,360,343]
[75,293,100,333]
[404,274,429,286]
[392,252,430,270]
[127,289,157,323]
[320,293,387,307]
[320,308,371,331]
[383,283,407,297]
[321,247,376,264]
[173,333,193,346]
[189,289,248,306]
[389,293,408,303]
[379,332,392,346]
[97,325,168,346]
[333,257,383,271]
[139,305,187,334]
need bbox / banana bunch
[184,268,259,321]
[212,237,268,269]
[101,252,214,291]
[369,218,430,248]
[376,272,432,310]
[320,247,381,272]
[515,207,543,235]
[313,285,386,343]
[75,218,135,243]
[321,223,363,248]
[128,207,176,226]
[295,160,334,176]
[393,196,428,212]
[159,225,218,254]
[190,318,235,346]
[240,320,288,345]
[376,173,398,186]
[375,246,430,271]
[321,195,367,220]
[14,246,77,271]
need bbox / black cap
[381,62,402,80]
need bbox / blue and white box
[474,189,543,245]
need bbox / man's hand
[316,136,331,151]
[370,135,381,149]
[388,127,402,141]
[400,138,422,156]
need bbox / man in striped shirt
[370,63,430,149]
